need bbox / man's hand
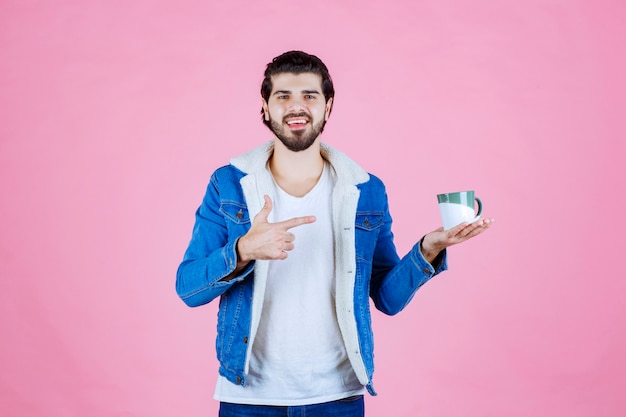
[420,217,494,263]
[238,195,316,263]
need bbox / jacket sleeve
[368,189,447,316]
[175,172,253,307]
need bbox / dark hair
[260,50,335,126]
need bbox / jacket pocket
[355,211,384,231]
[354,211,384,262]
[220,201,250,225]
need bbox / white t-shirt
[214,163,364,405]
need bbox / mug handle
[475,197,483,217]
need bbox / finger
[456,220,485,238]
[458,218,493,239]
[273,248,289,260]
[284,232,296,243]
[255,195,273,223]
[445,222,470,238]
[279,215,316,230]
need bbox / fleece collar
[230,141,370,185]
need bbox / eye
[304,94,316,99]
[277,95,288,99]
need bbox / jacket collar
[230,140,370,185]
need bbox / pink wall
[1,1,624,416]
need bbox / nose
[287,97,306,113]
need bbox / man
[176,50,493,417]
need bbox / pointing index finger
[279,215,316,230]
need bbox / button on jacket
[176,142,447,395]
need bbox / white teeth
[287,120,307,125]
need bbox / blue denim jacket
[176,142,447,395]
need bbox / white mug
[437,190,483,230]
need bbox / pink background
[1,1,625,416]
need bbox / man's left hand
[420,218,494,263]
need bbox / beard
[269,112,326,152]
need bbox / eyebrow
[272,89,321,96]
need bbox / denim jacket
[176,142,447,395]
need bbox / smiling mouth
[286,119,307,125]
[285,117,309,129]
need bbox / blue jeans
[218,395,365,417]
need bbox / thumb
[255,195,273,223]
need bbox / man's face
[262,72,333,152]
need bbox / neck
[269,139,325,197]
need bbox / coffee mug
[437,190,482,230]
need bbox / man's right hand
[237,195,316,263]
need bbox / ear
[262,99,270,121]
[325,97,333,121]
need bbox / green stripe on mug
[437,190,482,215]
